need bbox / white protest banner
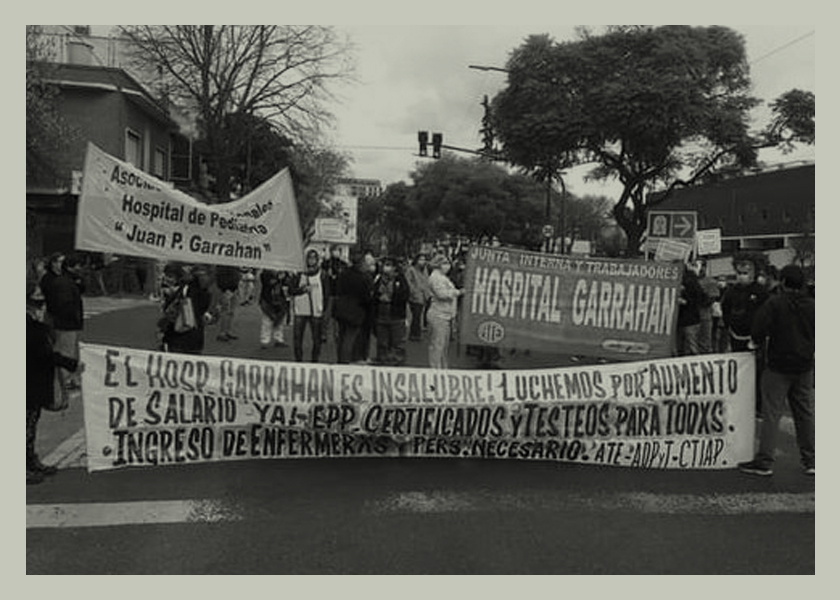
[654,238,693,263]
[311,195,357,244]
[75,142,304,271]
[81,344,755,472]
[696,228,722,256]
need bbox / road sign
[647,210,697,240]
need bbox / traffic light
[418,131,429,157]
[432,133,443,158]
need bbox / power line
[750,30,814,64]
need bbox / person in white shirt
[289,248,328,363]
[426,254,464,369]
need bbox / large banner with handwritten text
[80,344,755,472]
[75,142,304,272]
[459,246,682,360]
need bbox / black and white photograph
[24,13,817,578]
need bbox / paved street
[26,294,815,574]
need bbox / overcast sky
[327,24,815,199]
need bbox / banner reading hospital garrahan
[81,343,755,472]
[75,142,304,272]
[459,246,682,360]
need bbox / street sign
[696,228,722,256]
[647,210,697,240]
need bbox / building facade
[27,27,196,295]
[650,162,815,273]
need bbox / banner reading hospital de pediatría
[81,344,755,472]
[75,142,304,272]
[459,246,682,360]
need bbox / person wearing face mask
[739,265,815,477]
[288,248,329,363]
[426,253,465,369]
[721,252,770,416]
[371,256,411,366]
[404,253,431,342]
[721,253,770,352]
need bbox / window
[125,129,142,169]
[153,147,167,179]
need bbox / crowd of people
[26,244,815,483]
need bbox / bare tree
[120,25,355,202]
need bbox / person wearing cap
[739,264,815,477]
[426,253,465,369]
[27,279,79,484]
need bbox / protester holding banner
[259,269,291,349]
[27,279,79,484]
[158,264,214,354]
[39,252,85,392]
[427,253,465,369]
[739,265,815,477]
[334,249,376,364]
[405,253,431,342]
[288,248,329,363]
[372,256,411,366]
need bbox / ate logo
[476,320,505,344]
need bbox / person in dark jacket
[333,249,376,364]
[739,265,815,477]
[158,264,214,354]
[27,280,79,484]
[676,262,708,356]
[40,253,85,390]
[371,256,411,366]
[322,245,348,344]
[721,254,770,351]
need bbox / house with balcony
[27,27,196,293]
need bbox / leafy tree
[491,26,815,255]
[409,154,545,247]
[26,25,77,187]
[119,25,354,203]
[355,154,612,256]
[289,143,353,232]
[189,113,351,231]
